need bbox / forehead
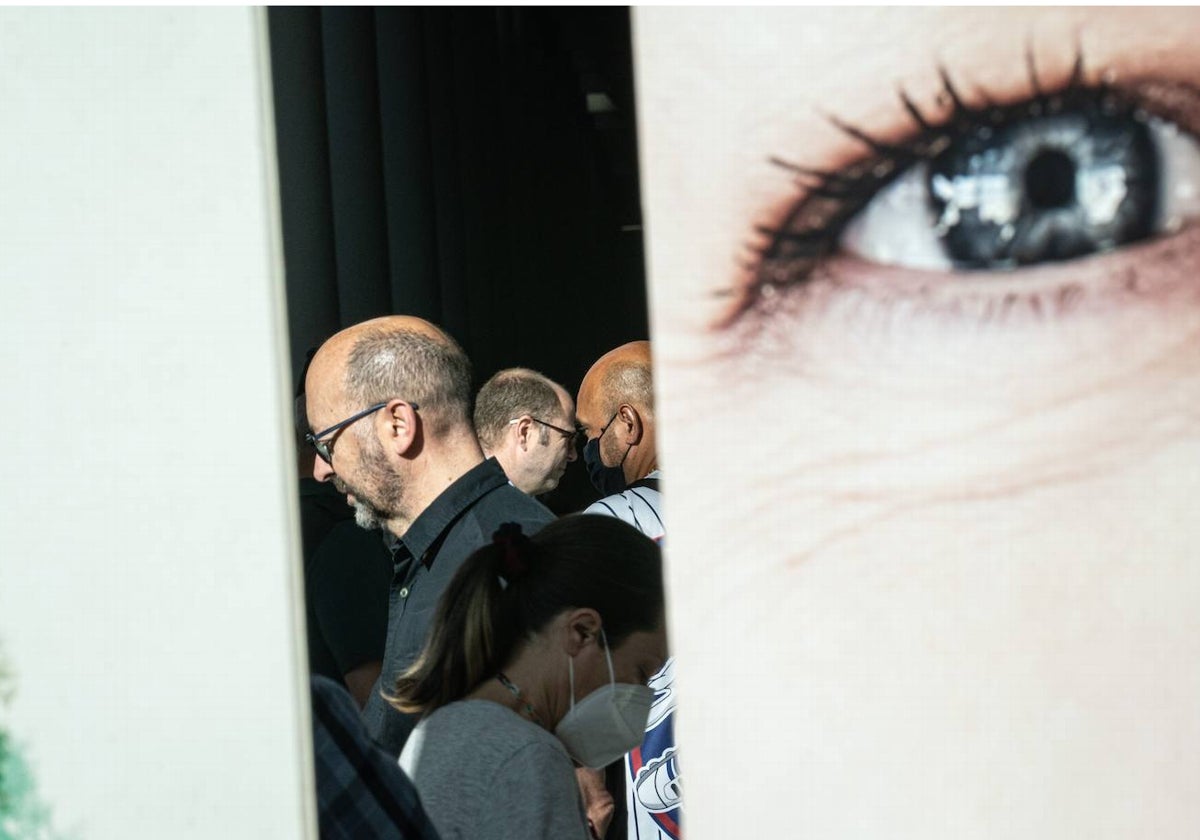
[303,350,349,428]
[575,402,605,433]
[614,626,669,672]
[574,376,607,429]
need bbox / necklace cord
[496,672,543,725]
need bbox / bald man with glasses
[473,367,581,497]
[304,316,554,755]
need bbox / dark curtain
[268,7,647,512]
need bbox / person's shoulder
[482,726,585,837]
[424,701,566,762]
[472,481,555,528]
[583,495,626,517]
[623,482,664,512]
[473,706,573,775]
[582,485,665,541]
[583,490,653,521]
[426,698,537,729]
[440,467,554,556]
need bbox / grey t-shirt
[399,699,591,840]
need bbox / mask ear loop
[567,627,614,714]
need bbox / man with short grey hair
[474,367,579,496]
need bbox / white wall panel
[0,8,311,838]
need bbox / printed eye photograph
[1,6,1197,840]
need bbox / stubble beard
[351,432,406,532]
[332,475,384,530]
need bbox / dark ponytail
[388,515,663,715]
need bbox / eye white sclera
[838,115,1200,271]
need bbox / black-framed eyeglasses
[306,401,419,465]
[511,416,584,448]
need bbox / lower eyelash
[760,219,1200,335]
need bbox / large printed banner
[0,9,311,839]
[635,8,1200,838]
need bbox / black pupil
[926,101,1160,270]
[1025,148,1075,210]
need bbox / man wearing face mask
[577,341,664,540]
[576,340,678,840]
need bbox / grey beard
[353,500,384,531]
[345,429,405,533]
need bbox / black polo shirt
[362,457,554,754]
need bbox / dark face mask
[583,411,630,496]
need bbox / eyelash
[733,47,1166,323]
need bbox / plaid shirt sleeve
[311,676,441,839]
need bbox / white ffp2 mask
[555,630,654,769]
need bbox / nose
[312,453,335,482]
[566,441,578,463]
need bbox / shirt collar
[397,457,511,563]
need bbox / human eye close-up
[735,43,1200,331]
[630,9,1200,839]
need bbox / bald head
[576,340,658,488]
[578,340,654,422]
[307,315,473,438]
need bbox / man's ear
[513,415,535,451]
[381,399,420,456]
[562,608,603,657]
[617,404,643,446]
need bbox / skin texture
[486,382,579,496]
[305,315,485,538]
[635,8,1200,839]
[576,340,659,486]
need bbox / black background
[269,7,648,513]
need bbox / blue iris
[927,105,1159,269]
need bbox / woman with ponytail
[391,514,666,840]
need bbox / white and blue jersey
[627,656,680,839]
[583,470,665,543]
